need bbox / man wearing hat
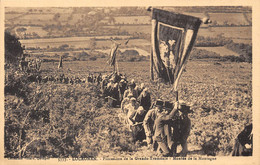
[163,101,175,150]
[154,101,192,157]
[118,79,127,101]
[137,88,151,111]
[143,100,164,148]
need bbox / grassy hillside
[5,59,252,158]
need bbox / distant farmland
[114,16,151,25]
[196,46,240,57]
[19,36,133,49]
[209,13,251,25]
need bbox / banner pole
[175,90,179,102]
[150,49,154,81]
[148,7,154,81]
[116,56,119,74]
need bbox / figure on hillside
[153,101,192,157]
[128,106,147,142]
[121,94,134,114]
[134,83,145,98]
[143,100,164,148]
[124,97,138,117]
[232,123,253,156]
[58,55,63,69]
[118,79,128,101]
[101,75,109,95]
[110,83,120,107]
[96,73,102,85]
[137,88,151,111]
[123,82,135,98]
[35,58,42,71]
[87,73,93,83]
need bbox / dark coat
[137,93,151,111]
[232,124,252,156]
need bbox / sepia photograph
[2,2,258,164]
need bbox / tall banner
[151,8,202,91]
[108,43,119,67]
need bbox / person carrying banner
[153,100,192,157]
[153,101,180,156]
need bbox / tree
[5,32,23,64]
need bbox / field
[196,47,240,56]
[19,36,132,49]
[14,26,48,37]
[5,58,252,158]
[198,27,251,39]
[5,13,24,20]
[208,13,250,25]
[114,16,151,25]
[105,25,252,43]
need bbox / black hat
[164,101,173,110]
[179,105,192,113]
[155,100,163,107]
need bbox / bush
[89,57,97,61]
[195,35,233,47]
[5,81,136,158]
[5,67,36,103]
[225,42,252,63]
[5,32,23,64]
[190,48,221,59]
[190,47,251,63]
[219,55,245,62]
[118,49,148,62]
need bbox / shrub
[225,42,252,63]
[89,56,97,61]
[195,36,233,47]
[5,31,23,64]
[5,81,136,158]
[190,48,221,59]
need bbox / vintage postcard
[0,0,259,165]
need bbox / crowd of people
[19,58,42,72]
[32,71,191,156]
[97,72,253,157]
[98,72,193,157]
[25,69,252,157]
[26,72,103,85]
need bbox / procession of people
[22,64,252,157]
